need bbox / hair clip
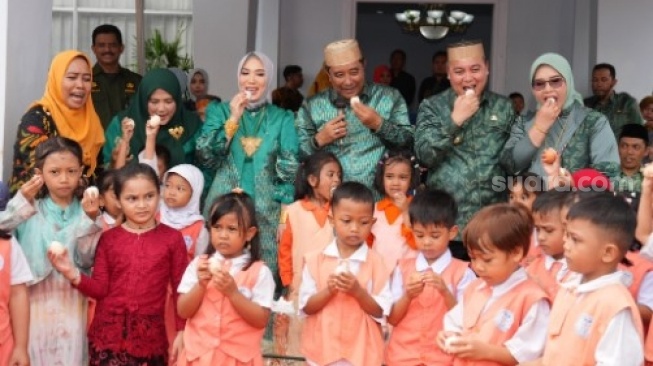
[232,187,244,194]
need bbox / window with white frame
[52,0,193,72]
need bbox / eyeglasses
[532,76,565,91]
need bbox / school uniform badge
[575,313,593,339]
[494,309,515,332]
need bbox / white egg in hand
[208,257,223,275]
[124,118,135,129]
[334,260,350,275]
[245,90,253,101]
[350,96,360,106]
[444,335,462,352]
[148,115,161,127]
[85,186,99,199]
[464,88,475,96]
[49,241,66,256]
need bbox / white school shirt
[390,250,476,303]
[7,237,33,285]
[543,255,578,282]
[444,268,550,363]
[298,240,393,366]
[560,272,644,366]
[177,251,274,309]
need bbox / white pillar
[255,0,280,89]
[1,0,53,181]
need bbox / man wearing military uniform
[415,40,515,260]
[584,63,643,138]
[91,24,142,129]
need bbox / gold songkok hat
[324,39,362,67]
[447,40,485,61]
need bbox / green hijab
[529,53,584,110]
[118,68,201,167]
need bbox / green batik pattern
[196,102,298,276]
[501,103,621,179]
[584,92,644,138]
[296,83,413,192]
[614,171,643,194]
[415,88,515,237]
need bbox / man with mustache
[296,39,413,194]
[91,24,142,129]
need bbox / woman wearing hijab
[373,64,392,86]
[102,68,202,171]
[9,50,105,194]
[195,52,299,285]
[500,53,619,180]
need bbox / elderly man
[584,63,643,138]
[415,40,515,260]
[296,39,413,190]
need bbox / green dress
[295,83,413,192]
[196,101,298,277]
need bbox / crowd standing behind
[4,22,653,365]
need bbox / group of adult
[8,29,622,268]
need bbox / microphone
[334,96,348,146]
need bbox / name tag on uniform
[494,309,515,332]
[490,115,498,121]
[575,313,593,338]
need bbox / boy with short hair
[526,190,577,301]
[525,194,644,365]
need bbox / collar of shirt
[210,250,252,275]
[300,198,329,227]
[101,211,116,226]
[328,83,372,105]
[415,249,452,274]
[93,62,128,76]
[323,239,368,262]
[477,267,528,298]
[544,255,568,271]
[561,271,623,293]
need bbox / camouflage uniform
[584,92,644,138]
[296,83,413,191]
[500,101,620,179]
[415,88,515,236]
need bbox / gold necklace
[240,107,267,157]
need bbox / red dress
[76,224,189,362]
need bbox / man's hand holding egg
[350,95,383,131]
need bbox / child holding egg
[176,191,274,365]
[0,137,102,365]
[299,182,392,366]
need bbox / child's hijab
[160,164,205,229]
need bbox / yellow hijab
[31,50,105,175]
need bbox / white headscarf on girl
[160,164,205,230]
[237,51,274,110]
[188,68,209,101]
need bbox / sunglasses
[532,76,565,91]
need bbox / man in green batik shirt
[584,63,643,138]
[91,24,142,129]
[415,41,515,260]
[296,39,413,190]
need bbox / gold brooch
[168,126,185,140]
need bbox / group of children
[1,134,653,366]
